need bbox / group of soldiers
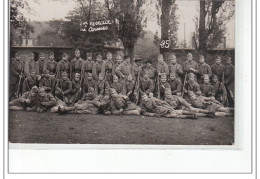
[9,49,235,119]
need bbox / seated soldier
[212,74,227,105]
[124,74,136,95]
[188,91,234,117]
[158,74,170,99]
[37,87,56,113]
[9,86,39,111]
[199,74,215,97]
[82,72,97,96]
[109,88,141,115]
[169,73,182,96]
[92,94,112,115]
[68,73,82,105]
[39,70,56,93]
[55,72,72,104]
[168,54,183,80]
[110,75,126,95]
[198,55,212,84]
[96,74,110,95]
[184,72,201,96]
[143,61,156,80]
[22,71,38,94]
[140,72,155,95]
[140,93,197,119]
[82,87,97,101]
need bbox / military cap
[62,72,68,77]
[75,49,80,53]
[75,73,81,77]
[96,54,102,59]
[38,87,46,93]
[86,53,92,57]
[203,74,209,79]
[31,86,39,93]
[157,54,163,58]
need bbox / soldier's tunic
[68,79,81,103]
[211,63,225,80]
[200,83,215,97]
[10,59,24,96]
[9,91,38,108]
[37,59,45,75]
[110,94,138,112]
[96,80,110,95]
[44,59,57,75]
[81,60,95,79]
[71,99,98,114]
[169,79,182,95]
[198,62,212,83]
[111,82,126,95]
[213,81,227,104]
[159,81,171,99]
[141,97,173,116]
[37,93,56,111]
[70,57,84,80]
[39,76,56,93]
[55,78,72,99]
[125,80,136,95]
[100,59,114,83]
[144,66,156,80]
[92,95,111,114]
[140,78,155,94]
[115,61,132,80]
[82,79,97,94]
[224,63,235,88]
[93,60,103,79]
[190,95,223,113]
[56,60,70,79]
[183,60,199,74]
[156,61,169,76]
[186,80,201,95]
[169,63,183,79]
[165,95,185,109]
[22,76,37,94]
[24,59,39,77]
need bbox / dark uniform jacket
[169,79,182,95]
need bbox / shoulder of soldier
[47,93,55,98]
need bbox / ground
[9,111,234,145]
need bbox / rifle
[157,74,160,99]
[181,72,187,97]
[135,69,141,104]
[129,73,138,102]
[15,67,24,98]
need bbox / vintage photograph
[9,0,235,145]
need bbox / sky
[21,0,235,48]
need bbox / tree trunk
[199,0,207,50]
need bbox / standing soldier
[224,56,235,90]
[55,72,72,104]
[199,74,215,97]
[82,73,97,96]
[22,71,38,94]
[56,53,70,79]
[197,55,212,84]
[43,52,57,76]
[169,73,182,96]
[168,54,183,80]
[156,54,169,77]
[110,75,126,95]
[96,74,110,95]
[115,55,132,81]
[183,53,199,80]
[100,52,114,84]
[212,74,227,105]
[211,56,225,81]
[143,61,156,80]
[39,70,56,93]
[70,49,84,80]
[24,52,39,78]
[37,52,46,75]
[81,52,95,80]
[93,54,103,80]
[10,53,24,99]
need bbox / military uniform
[22,76,37,94]
[140,78,154,94]
[110,94,139,114]
[156,61,169,76]
[24,59,39,77]
[70,57,84,80]
[37,93,56,112]
[115,61,132,80]
[92,95,111,114]
[10,58,24,97]
[96,79,110,95]
[213,81,227,105]
[141,97,173,116]
[143,65,156,80]
[200,83,215,97]
[198,62,212,84]
[186,80,201,95]
[190,95,223,113]
[211,63,225,80]
[82,79,97,95]
[183,60,199,74]
[164,94,189,110]
[81,59,96,79]
[224,63,234,86]
[100,59,114,83]
[56,60,70,79]
[111,82,126,95]
[169,63,183,79]
[125,80,136,95]
[9,90,38,110]
[159,81,171,99]
[39,75,56,93]
[93,60,103,80]
[169,78,182,95]
[37,59,45,75]
[43,59,57,75]
[55,78,72,100]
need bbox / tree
[196,0,235,50]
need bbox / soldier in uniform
[143,61,156,80]
[55,72,72,104]
[140,93,196,119]
[70,49,84,80]
[211,56,225,81]
[56,52,70,79]
[43,52,57,76]
[81,52,95,80]
[92,94,112,115]
[199,74,215,97]
[9,86,39,111]
[113,54,123,77]
[169,73,182,96]
[22,71,38,94]
[10,53,24,99]
[37,87,57,113]
[124,74,136,96]
[158,74,171,100]
[184,73,201,96]
[82,72,97,96]
[224,56,235,90]
[37,52,46,75]
[39,70,56,93]
[140,72,155,95]
[24,52,39,78]
[212,74,227,105]
[93,54,103,80]
[197,55,212,84]
[109,88,141,115]
[168,54,183,80]
[156,54,169,77]
[183,53,199,76]
[68,73,82,105]
[110,75,126,95]
[96,74,110,95]
[100,52,114,84]
[115,55,132,81]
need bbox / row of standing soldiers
[9,50,234,118]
